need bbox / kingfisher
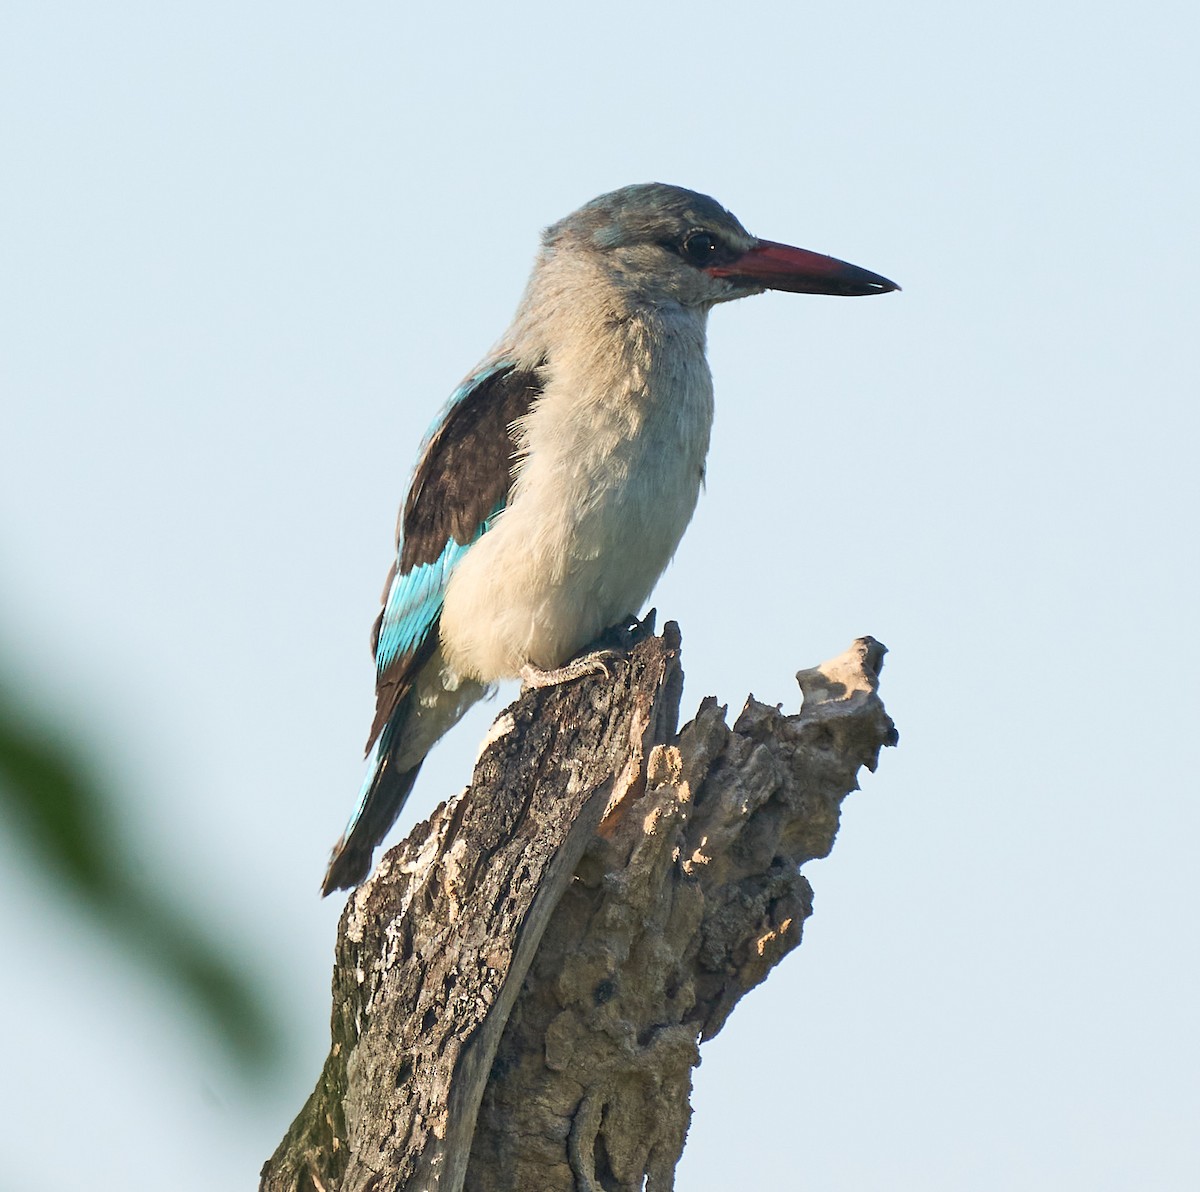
[322,183,898,895]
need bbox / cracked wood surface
[261,626,896,1192]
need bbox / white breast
[440,303,713,681]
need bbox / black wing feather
[399,362,544,573]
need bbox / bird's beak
[709,239,900,296]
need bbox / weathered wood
[262,627,896,1192]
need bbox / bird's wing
[366,358,543,750]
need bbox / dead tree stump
[262,623,897,1192]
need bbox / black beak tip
[856,270,901,296]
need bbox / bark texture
[262,624,896,1192]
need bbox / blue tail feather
[322,726,422,896]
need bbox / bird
[322,182,898,895]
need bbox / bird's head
[541,182,899,310]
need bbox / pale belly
[439,366,713,681]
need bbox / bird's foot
[521,651,618,691]
[518,610,658,692]
[594,607,657,652]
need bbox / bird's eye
[681,231,720,266]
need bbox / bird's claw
[520,650,618,691]
[520,610,659,691]
[595,608,656,652]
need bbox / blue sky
[2,3,1198,1188]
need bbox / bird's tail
[321,735,421,897]
[323,651,487,896]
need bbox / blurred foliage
[0,677,281,1080]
